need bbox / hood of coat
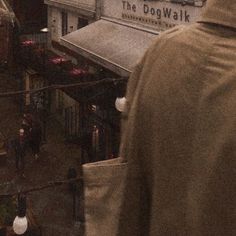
[198,0,236,29]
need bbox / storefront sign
[102,0,206,31]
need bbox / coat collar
[198,0,236,29]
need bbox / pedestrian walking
[23,113,33,127]
[118,0,236,235]
[13,129,26,177]
[21,113,33,144]
[29,120,42,160]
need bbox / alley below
[0,71,84,236]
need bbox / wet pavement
[0,71,84,235]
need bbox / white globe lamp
[13,194,28,235]
[40,27,49,33]
[13,216,28,235]
[115,97,126,112]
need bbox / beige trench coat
[118,0,236,235]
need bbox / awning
[60,19,158,77]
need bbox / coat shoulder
[146,25,188,54]
[142,23,213,71]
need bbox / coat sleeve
[117,26,191,235]
[119,27,182,160]
[119,50,149,161]
[117,48,152,236]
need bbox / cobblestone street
[0,71,84,235]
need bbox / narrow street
[0,71,84,235]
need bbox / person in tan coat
[118,0,236,235]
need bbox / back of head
[19,129,24,136]
[199,0,236,29]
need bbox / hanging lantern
[40,27,49,33]
[13,194,28,235]
[115,97,127,112]
[13,216,28,235]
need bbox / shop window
[61,11,68,36]
[77,17,88,30]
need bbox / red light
[21,40,35,46]
[50,56,67,64]
[69,68,87,76]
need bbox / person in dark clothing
[21,113,33,142]
[29,121,42,160]
[14,129,26,176]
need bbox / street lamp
[13,194,28,235]
[40,27,49,33]
[13,216,28,235]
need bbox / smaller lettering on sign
[122,13,177,30]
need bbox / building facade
[60,0,206,76]
[42,0,123,163]
[45,0,96,54]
